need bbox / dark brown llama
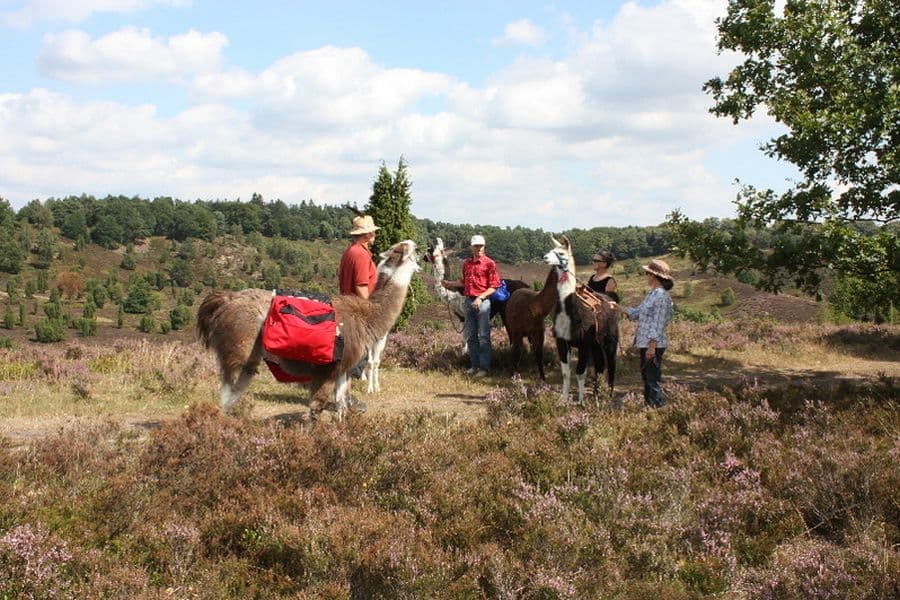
[197,240,419,420]
[503,267,559,379]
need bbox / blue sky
[0,0,796,230]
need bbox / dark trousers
[639,347,665,408]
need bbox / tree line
[0,193,673,269]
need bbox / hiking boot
[465,367,478,375]
[474,369,489,378]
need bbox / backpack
[490,279,510,302]
[262,291,344,368]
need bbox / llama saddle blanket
[262,291,344,377]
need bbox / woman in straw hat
[617,259,674,408]
[339,215,381,299]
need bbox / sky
[0,0,798,231]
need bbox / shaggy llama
[197,240,419,420]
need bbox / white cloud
[37,27,227,83]
[1,1,797,230]
[2,0,191,28]
[194,46,455,130]
[493,19,546,46]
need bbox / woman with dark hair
[587,250,619,302]
[616,259,674,408]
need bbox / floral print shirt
[625,287,673,348]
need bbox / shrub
[120,251,136,270]
[736,269,759,285]
[3,306,14,329]
[34,318,65,342]
[720,287,736,306]
[74,317,97,337]
[681,281,693,298]
[169,304,192,330]
[139,314,155,333]
[673,305,722,324]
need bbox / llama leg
[369,336,386,393]
[575,346,589,405]
[557,340,571,401]
[334,373,350,421]
[365,348,375,393]
[308,380,332,421]
[532,330,546,380]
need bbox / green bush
[138,314,155,333]
[681,281,693,298]
[736,269,759,285]
[120,252,136,270]
[673,305,722,324]
[35,318,65,342]
[720,287,736,306]
[74,317,97,337]
[3,306,15,329]
[169,304,192,331]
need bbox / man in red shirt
[339,215,380,298]
[443,234,500,377]
[337,214,381,413]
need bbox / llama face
[376,240,420,286]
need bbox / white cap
[470,234,485,246]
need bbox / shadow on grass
[821,327,900,360]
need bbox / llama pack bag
[262,291,343,365]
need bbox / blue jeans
[640,347,665,407]
[464,297,492,370]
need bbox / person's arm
[471,286,495,310]
[355,284,370,299]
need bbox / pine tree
[365,157,424,329]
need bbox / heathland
[1,231,898,598]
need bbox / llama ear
[560,235,571,250]
[550,235,561,248]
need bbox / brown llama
[197,240,419,420]
[544,235,619,403]
[503,267,558,379]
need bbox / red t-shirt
[339,243,377,296]
[462,256,501,297]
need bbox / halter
[554,250,573,283]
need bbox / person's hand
[472,297,483,311]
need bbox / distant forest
[2,194,673,265]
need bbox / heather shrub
[0,376,895,598]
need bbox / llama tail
[197,290,233,348]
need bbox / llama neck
[366,267,415,335]
[556,265,577,303]
[538,268,559,312]
[432,253,461,304]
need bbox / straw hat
[349,215,380,235]
[642,259,673,281]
